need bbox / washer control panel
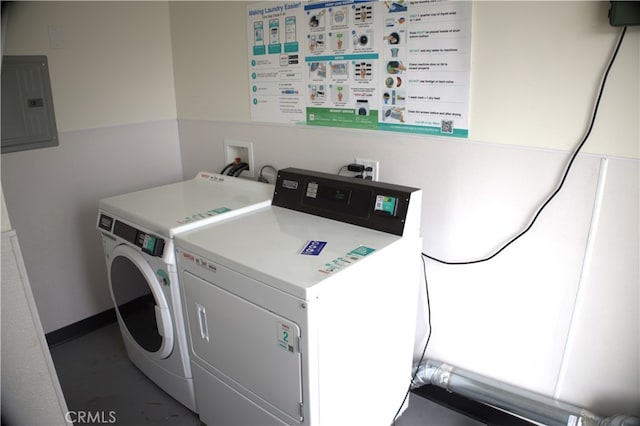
[98,213,165,257]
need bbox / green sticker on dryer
[277,322,295,353]
[348,246,375,257]
[318,246,376,275]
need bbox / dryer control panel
[98,213,165,257]
[273,168,420,236]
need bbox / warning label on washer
[177,207,232,224]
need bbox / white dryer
[96,172,274,412]
[175,168,423,425]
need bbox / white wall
[4,1,177,131]
[170,0,639,418]
[2,122,184,333]
[170,1,249,123]
[470,2,639,158]
[1,2,183,332]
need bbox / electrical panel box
[1,56,59,153]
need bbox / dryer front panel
[108,244,173,359]
[183,270,303,423]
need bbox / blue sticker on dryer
[299,240,327,256]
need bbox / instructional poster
[248,2,306,124]
[247,0,471,138]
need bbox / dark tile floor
[49,322,481,426]
[49,323,201,426]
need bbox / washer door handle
[197,304,209,342]
[154,305,171,338]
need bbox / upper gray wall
[169,1,639,159]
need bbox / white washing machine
[96,172,274,412]
[175,168,423,425]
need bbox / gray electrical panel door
[1,56,58,153]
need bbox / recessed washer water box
[224,140,255,177]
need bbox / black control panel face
[273,168,419,236]
[98,213,114,232]
[303,181,371,218]
[99,213,165,257]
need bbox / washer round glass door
[108,244,173,359]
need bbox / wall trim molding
[46,308,116,348]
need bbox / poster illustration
[247,0,471,138]
[248,2,306,124]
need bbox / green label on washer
[143,235,157,251]
[157,269,171,286]
[177,207,233,224]
[209,207,231,214]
